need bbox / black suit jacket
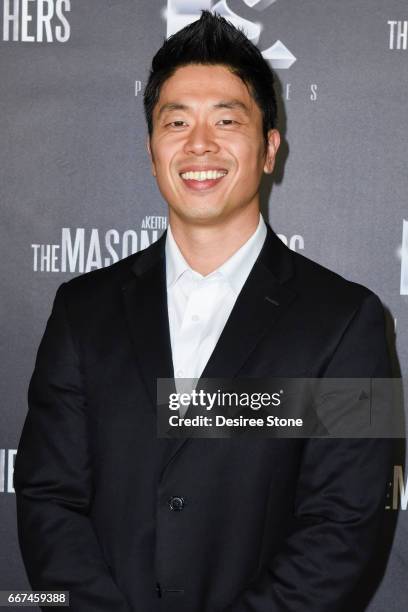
[14,226,392,611]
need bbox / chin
[174,205,226,224]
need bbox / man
[14,11,392,612]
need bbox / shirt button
[191,314,200,322]
[168,496,185,511]
[176,369,184,377]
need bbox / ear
[263,129,281,174]
[146,136,157,177]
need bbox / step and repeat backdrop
[1,0,407,609]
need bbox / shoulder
[288,247,384,324]
[263,226,380,316]
[57,233,165,303]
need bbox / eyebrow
[157,99,251,118]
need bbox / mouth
[179,168,228,192]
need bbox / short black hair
[143,10,277,145]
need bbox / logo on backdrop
[31,216,167,273]
[388,20,408,50]
[31,221,303,273]
[2,0,71,42]
[0,449,16,494]
[400,219,408,295]
[386,465,408,511]
[164,0,296,69]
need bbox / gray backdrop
[1,0,407,609]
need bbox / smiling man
[14,10,392,612]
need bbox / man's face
[147,64,280,226]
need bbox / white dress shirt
[165,215,267,412]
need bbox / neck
[169,209,261,276]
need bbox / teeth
[180,170,227,181]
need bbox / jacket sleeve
[13,283,131,612]
[221,292,393,612]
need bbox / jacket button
[168,496,185,511]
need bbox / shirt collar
[165,214,267,295]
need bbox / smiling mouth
[179,170,228,181]
[180,169,228,190]
[178,169,228,191]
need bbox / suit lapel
[202,224,297,379]
[121,232,174,411]
[201,251,296,379]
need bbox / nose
[183,122,220,156]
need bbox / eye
[166,120,187,128]
[217,119,238,126]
